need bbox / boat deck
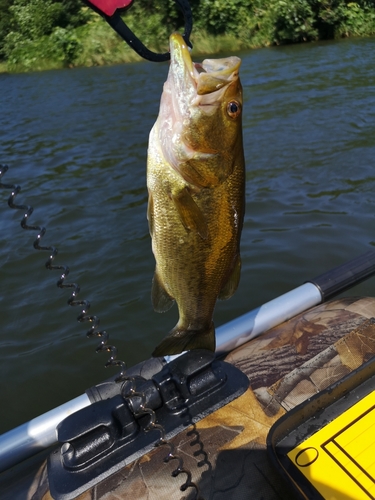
[2,296,375,499]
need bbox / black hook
[83,0,193,62]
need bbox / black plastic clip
[48,349,249,499]
[82,0,193,62]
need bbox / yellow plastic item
[288,390,375,500]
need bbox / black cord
[83,0,193,62]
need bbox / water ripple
[1,37,375,432]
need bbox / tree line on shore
[1,0,375,72]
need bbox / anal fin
[218,254,241,300]
[152,270,174,313]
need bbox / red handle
[87,0,133,17]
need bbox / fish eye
[227,100,241,118]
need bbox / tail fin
[152,322,215,357]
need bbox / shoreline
[1,30,374,75]
[2,0,375,75]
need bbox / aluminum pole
[215,282,322,355]
[0,394,90,472]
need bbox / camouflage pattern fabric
[3,296,375,500]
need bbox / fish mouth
[156,33,242,179]
[169,32,241,106]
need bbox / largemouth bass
[147,33,245,357]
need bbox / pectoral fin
[177,155,230,188]
[147,190,154,235]
[152,270,174,312]
[218,254,241,300]
[172,187,208,240]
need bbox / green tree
[2,0,375,72]
[3,0,90,69]
[271,0,318,42]
[0,0,15,59]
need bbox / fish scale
[147,33,245,357]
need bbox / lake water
[1,36,375,434]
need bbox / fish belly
[147,129,244,355]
